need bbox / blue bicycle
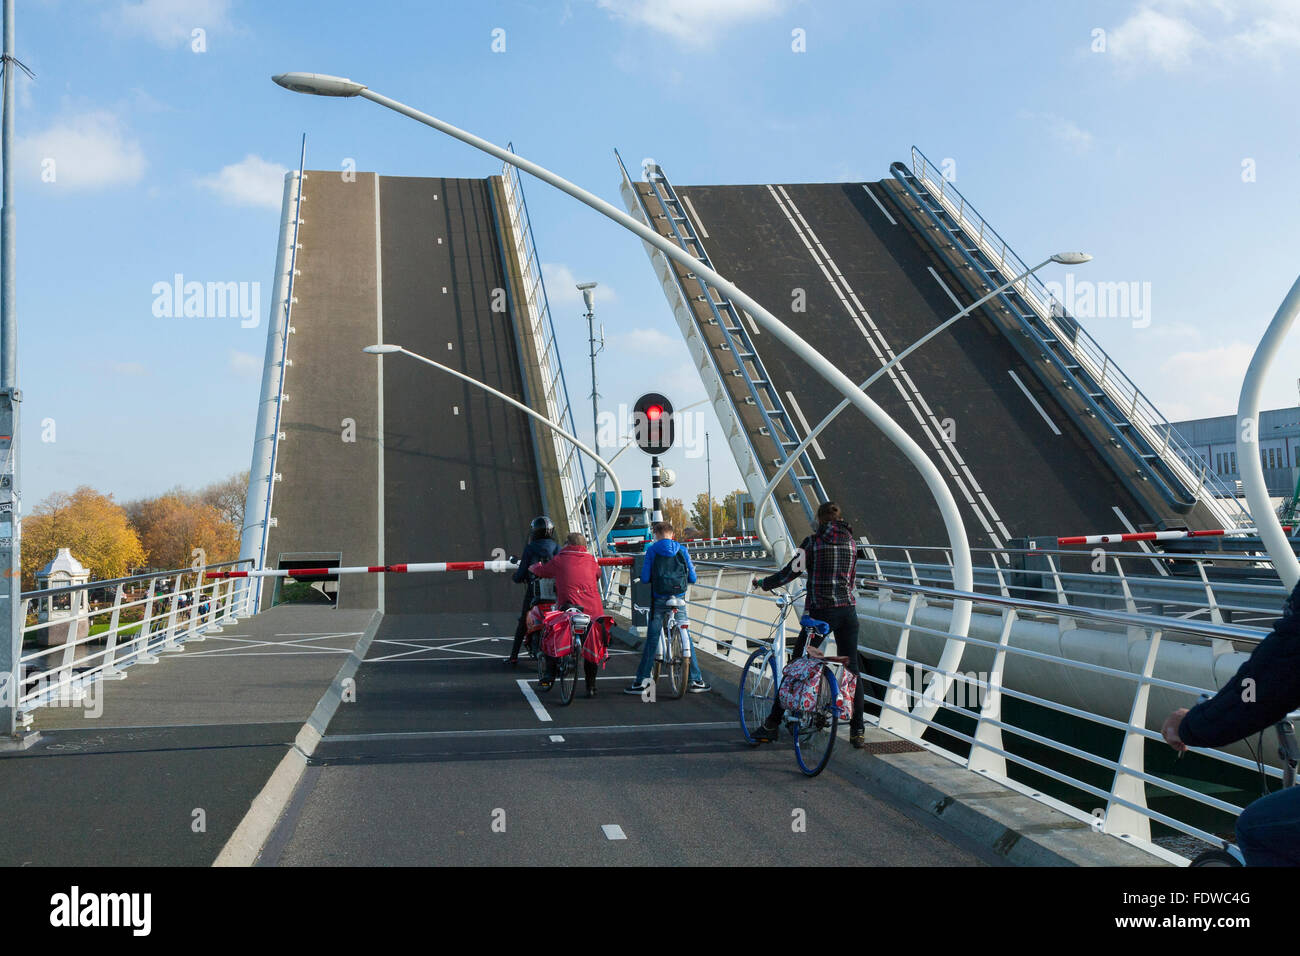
[739,588,849,777]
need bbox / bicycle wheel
[738,648,778,744]
[1189,848,1242,867]
[793,668,838,777]
[667,625,687,699]
[556,640,580,706]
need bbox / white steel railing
[907,147,1251,530]
[498,148,595,545]
[18,559,255,716]
[603,556,1281,864]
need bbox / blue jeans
[1237,785,1300,865]
[636,598,704,684]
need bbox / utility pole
[0,0,27,744]
[577,282,605,551]
[706,431,713,539]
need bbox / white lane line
[862,184,897,225]
[927,266,963,310]
[1111,506,1170,577]
[681,192,709,238]
[549,735,565,742]
[517,678,552,723]
[784,390,826,460]
[602,824,627,841]
[768,183,1007,549]
[1007,369,1062,436]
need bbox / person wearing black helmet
[506,515,561,667]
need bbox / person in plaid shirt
[749,501,866,748]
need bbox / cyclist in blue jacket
[505,516,560,668]
[625,521,711,695]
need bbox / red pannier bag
[582,615,615,668]
[778,656,824,713]
[525,602,553,636]
[541,609,573,658]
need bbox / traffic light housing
[633,392,674,455]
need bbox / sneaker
[850,731,866,749]
[688,680,711,693]
[586,685,598,699]
[504,657,518,669]
[623,680,650,695]
[749,720,779,743]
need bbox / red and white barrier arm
[206,555,635,579]
[1056,527,1293,547]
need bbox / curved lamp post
[1237,275,1300,589]
[751,253,1091,544]
[363,344,623,545]
[287,73,975,679]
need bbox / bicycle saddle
[800,615,830,635]
[665,595,687,607]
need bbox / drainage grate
[861,740,924,755]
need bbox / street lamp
[283,72,975,681]
[576,281,605,551]
[362,343,622,545]
[751,253,1091,540]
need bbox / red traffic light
[632,392,674,455]
[646,404,663,421]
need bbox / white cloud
[541,262,616,314]
[1020,111,1094,153]
[111,0,232,47]
[112,361,148,377]
[228,350,261,378]
[1106,0,1300,71]
[198,155,288,209]
[614,327,679,353]
[595,0,787,46]
[17,111,145,189]
[1154,341,1254,420]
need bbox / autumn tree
[688,493,728,537]
[662,497,688,533]
[130,490,240,570]
[202,471,248,534]
[21,487,147,590]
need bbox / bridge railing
[604,556,1279,864]
[17,560,255,718]
[905,146,1250,529]
[857,543,1286,630]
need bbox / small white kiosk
[35,548,90,648]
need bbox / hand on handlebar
[1161,708,1189,753]
[751,576,766,591]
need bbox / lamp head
[272,73,367,97]
[1050,252,1093,265]
[362,344,402,354]
[576,281,597,312]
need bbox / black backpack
[650,548,689,596]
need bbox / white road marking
[767,184,1007,550]
[926,266,963,310]
[681,192,709,238]
[784,390,826,459]
[1007,369,1061,436]
[447,342,453,350]
[459,480,466,490]
[862,184,897,225]
[602,824,627,841]
[1111,506,1170,577]
[549,735,564,742]
[517,678,552,722]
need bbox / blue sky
[15,0,1300,528]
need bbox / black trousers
[768,604,865,733]
[509,590,535,661]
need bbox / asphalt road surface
[264,615,986,866]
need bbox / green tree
[689,493,727,537]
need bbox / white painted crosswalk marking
[602,824,627,841]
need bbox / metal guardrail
[903,147,1250,529]
[499,147,596,546]
[18,559,255,718]
[602,555,1283,864]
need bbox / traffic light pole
[650,456,662,523]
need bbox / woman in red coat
[531,532,604,696]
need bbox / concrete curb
[609,620,1166,867]
[213,609,383,868]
